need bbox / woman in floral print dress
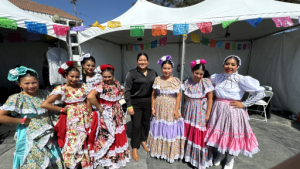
[0,66,64,169]
[87,64,130,169]
[182,59,214,169]
[147,55,185,163]
[41,61,93,169]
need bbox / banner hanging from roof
[159,37,167,46]
[272,17,293,27]
[152,25,167,36]
[130,26,145,37]
[71,26,86,31]
[8,33,22,43]
[191,33,200,43]
[196,22,213,33]
[107,21,121,28]
[246,18,263,27]
[25,22,47,34]
[27,32,40,41]
[173,24,189,35]
[53,25,69,36]
[0,17,17,30]
[92,21,106,30]
[222,17,239,28]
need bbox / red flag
[225,43,230,50]
[196,22,213,34]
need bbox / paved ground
[1,111,300,169]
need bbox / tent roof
[0,0,67,41]
[78,0,300,45]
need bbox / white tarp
[0,0,67,41]
[249,29,300,114]
[78,0,300,44]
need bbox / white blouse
[210,72,265,107]
[80,73,103,93]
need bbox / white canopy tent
[78,0,300,114]
[0,0,71,103]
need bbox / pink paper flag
[196,22,213,34]
[53,25,69,36]
[225,43,230,50]
[159,37,167,46]
[139,44,144,50]
[272,17,293,27]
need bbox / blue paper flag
[217,41,224,49]
[246,18,262,27]
[237,44,241,50]
[151,40,157,48]
[24,21,47,34]
[134,45,138,51]
[173,24,189,35]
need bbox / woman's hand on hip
[230,101,244,108]
[128,107,134,115]
[62,106,68,114]
[97,106,104,113]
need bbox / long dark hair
[81,56,96,83]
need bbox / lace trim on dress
[152,118,184,125]
[49,88,87,103]
[92,86,103,93]
[205,141,260,157]
[184,155,213,169]
[28,124,53,140]
[184,140,207,151]
[149,153,183,164]
[0,105,48,115]
[107,142,129,157]
[100,94,121,102]
[183,120,207,131]
[148,132,185,142]
[115,124,126,134]
[37,134,50,149]
[94,156,131,169]
[153,85,180,94]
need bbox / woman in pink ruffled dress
[205,55,265,169]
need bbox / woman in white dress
[205,55,265,169]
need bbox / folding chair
[247,91,274,122]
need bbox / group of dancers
[0,52,265,169]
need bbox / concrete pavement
[0,111,299,169]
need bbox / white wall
[80,38,122,82]
[249,30,300,114]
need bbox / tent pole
[179,34,186,111]
[121,45,125,83]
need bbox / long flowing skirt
[147,94,185,163]
[205,98,259,157]
[91,102,130,169]
[183,98,213,169]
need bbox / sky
[31,0,136,26]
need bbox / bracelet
[127,106,133,109]
[21,116,27,125]
[60,108,64,113]
[151,108,155,110]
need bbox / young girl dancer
[182,59,214,169]
[205,55,265,169]
[147,55,185,163]
[87,64,130,169]
[79,53,102,92]
[41,61,93,169]
[0,66,64,169]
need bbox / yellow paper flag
[107,21,121,28]
[191,33,200,43]
[92,21,106,30]
[46,35,55,39]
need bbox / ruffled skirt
[204,98,259,157]
[183,98,213,169]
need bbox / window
[72,46,79,55]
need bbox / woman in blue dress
[0,66,64,169]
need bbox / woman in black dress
[124,53,157,161]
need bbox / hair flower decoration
[58,61,75,78]
[7,66,38,81]
[157,55,172,65]
[79,53,91,62]
[100,64,115,72]
[96,66,102,73]
[190,59,207,72]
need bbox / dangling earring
[83,69,86,74]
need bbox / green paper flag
[0,17,17,30]
[222,17,239,28]
[232,43,236,50]
[202,37,209,46]
[126,45,129,51]
[130,26,145,37]
[145,43,150,50]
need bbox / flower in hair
[79,53,91,62]
[7,66,38,81]
[200,59,207,65]
[60,61,75,70]
[96,66,102,73]
[157,55,172,65]
[9,69,19,76]
[190,60,197,68]
[16,66,28,75]
[100,64,115,72]
[58,68,65,77]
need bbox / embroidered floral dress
[182,78,214,169]
[90,81,130,169]
[0,90,64,169]
[50,84,93,169]
[147,76,185,163]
